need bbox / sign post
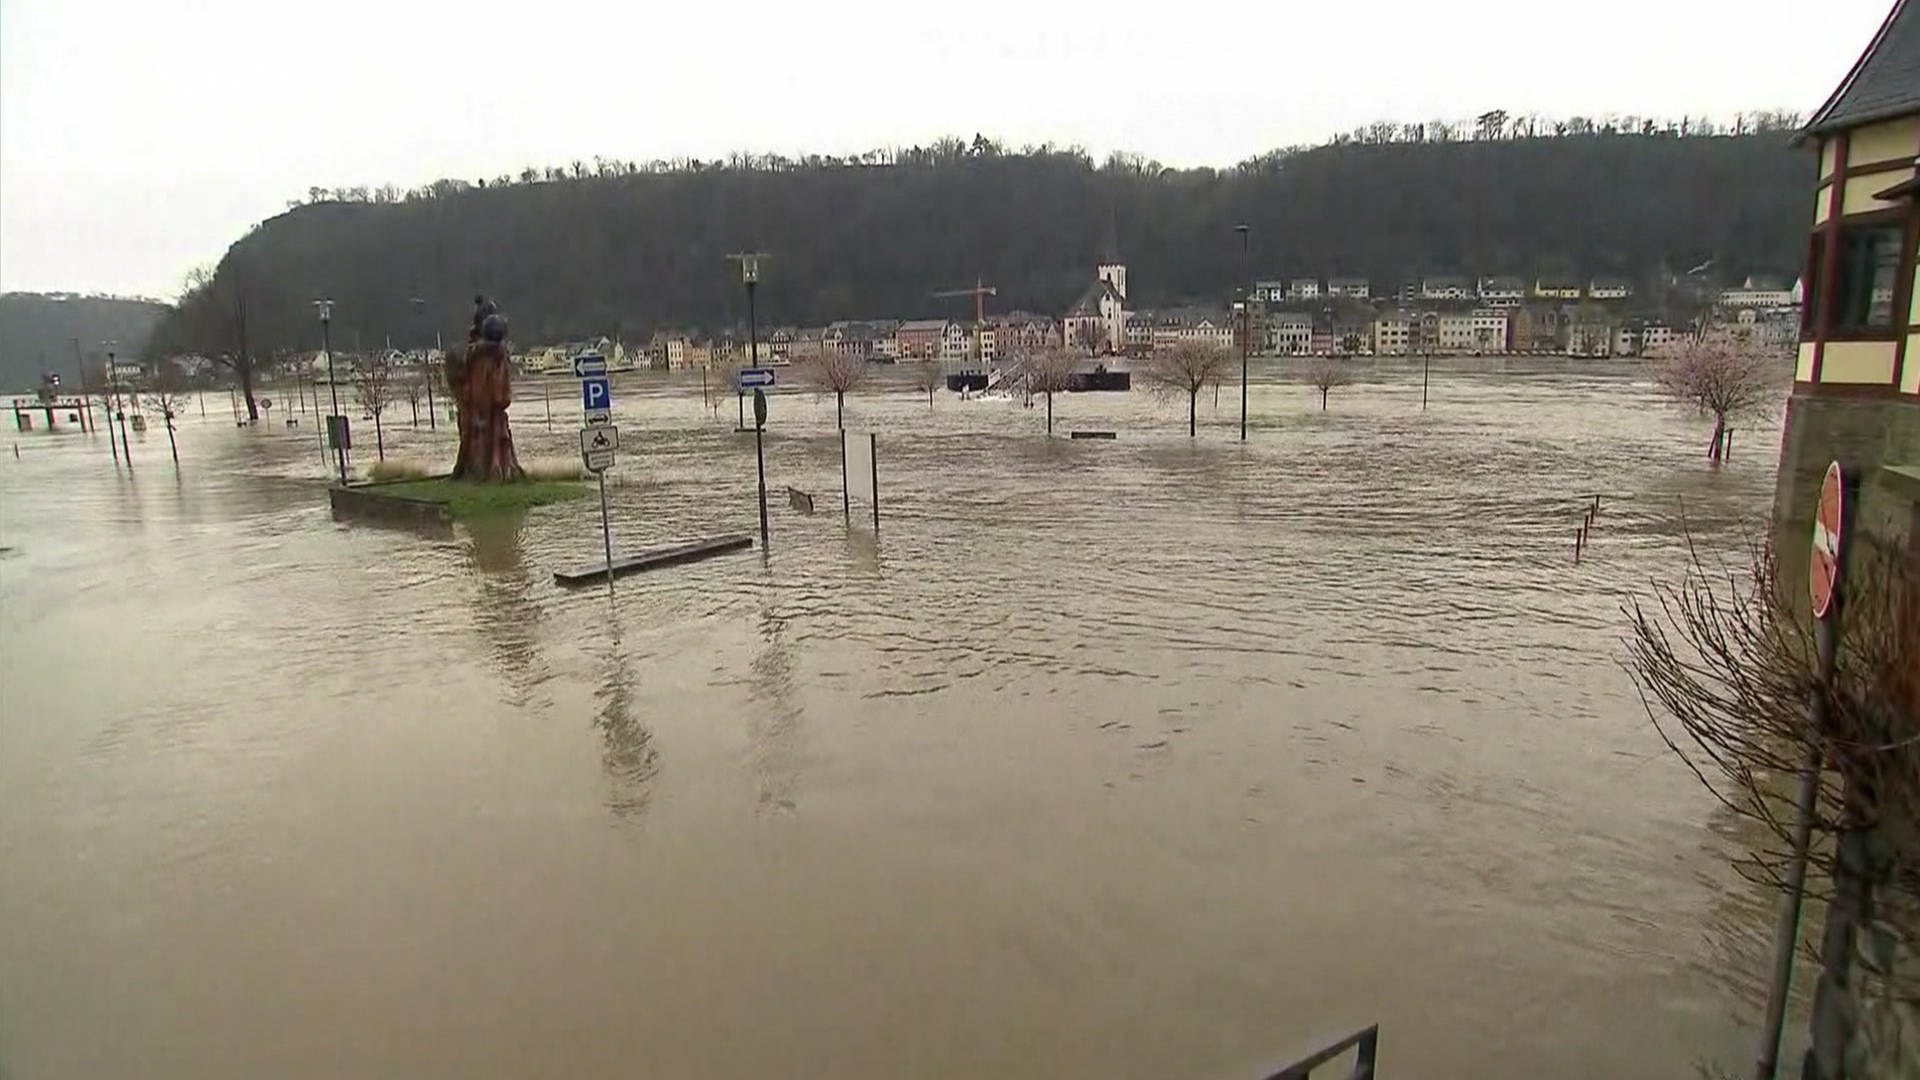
[752,389,769,549]
[1755,461,1846,1080]
[573,351,617,597]
[580,425,619,597]
[738,368,775,433]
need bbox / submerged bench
[553,534,754,585]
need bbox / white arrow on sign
[572,353,608,378]
[737,368,776,389]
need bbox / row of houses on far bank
[534,263,1802,371]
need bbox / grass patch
[522,457,585,482]
[366,459,433,482]
[381,478,590,519]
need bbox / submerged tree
[353,350,395,461]
[141,362,187,464]
[912,362,944,409]
[1304,356,1352,411]
[1141,343,1232,437]
[1025,349,1079,435]
[1651,329,1779,463]
[151,264,264,422]
[402,372,424,427]
[805,352,868,430]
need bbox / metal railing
[1259,1024,1379,1080]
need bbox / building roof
[1328,277,1369,286]
[1807,0,1920,135]
[1482,276,1526,290]
[898,319,949,332]
[1140,305,1228,327]
[1065,279,1125,316]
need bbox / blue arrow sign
[572,353,607,378]
[581,376,611,412]
[738,367,776,390]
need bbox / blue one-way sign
[581,376,611,411]
[738,367,776,390]
[572,352,607,378]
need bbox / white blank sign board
[842,431,878,531]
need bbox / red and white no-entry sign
[1810,461,1844,620]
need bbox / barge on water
[1067,363,1130,392]
[946,367,990,393]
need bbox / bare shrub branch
[1624,533,1920,959]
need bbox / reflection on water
[466,514,547,700]
[594,620,658,819]
[0,362,1785,1078]
[748,603,803,816]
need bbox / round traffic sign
[1810,461,1844,619]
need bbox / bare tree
[1304,356,1352,411]
[1140,342,1232,437]
[1024,349,1079,435]
[353,351,396,460]
[911,362,944,409]
[402,372,424,427]
[1625,535,1920,1017]
[156,264,262,422]
[142,362,187,464]
[803,351,868,430]
[1652,329,1781,462]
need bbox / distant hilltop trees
[284,111,1808,208]
[144,116,1808,364]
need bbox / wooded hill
[146,127,1811,360]
[1,293,170,391]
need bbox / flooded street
[2,360,1785,1078]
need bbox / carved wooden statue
[446,295,525,482]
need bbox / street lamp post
[81,336,116,463]
[728,252,768,431]
[105,341,131,466]
[411,296,435,431]
[1235,224,1250,441]
[314,300,346,485]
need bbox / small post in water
[753,389,770,549]
[598,471,614,598]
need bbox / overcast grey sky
[0,0,1892,299]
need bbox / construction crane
[931,277,998,367]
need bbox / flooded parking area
[1,361,1788,1078]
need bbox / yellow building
[1775,0,1920,560]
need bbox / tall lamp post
[1235,224,1250,441]
[410,296,435,431]
[728,252,768,431]
[104,340,131,465]
[314,299,347,485]
[82,336,116,463]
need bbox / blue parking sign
[581,377,611,411]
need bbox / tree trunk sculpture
[446,338,525,482]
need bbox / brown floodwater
[2,360,1792,1078]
